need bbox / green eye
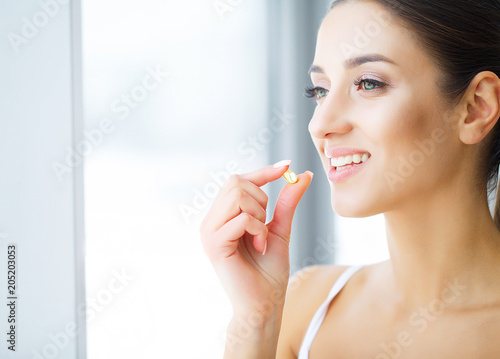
[305,86,329,100]
[355,78,387,92]
[362,81,377,90]
[316,88,328,99]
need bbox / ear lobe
[459,72,500,145]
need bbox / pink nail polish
[273,160,292,169]
[262,240,268,255]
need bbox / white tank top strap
[297,264,364,359]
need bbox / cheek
[364,93,451,194]
[349,94,425,178]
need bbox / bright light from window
[83,1,267,357]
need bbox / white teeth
[330,152,370,168]
[336,165,353,171]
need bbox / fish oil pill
[283,169,298,184]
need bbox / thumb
[268,171,313,241]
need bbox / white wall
[0,0,85,358]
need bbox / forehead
[314,1,424,72]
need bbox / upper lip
[325,147,371,158]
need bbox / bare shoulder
[276,264,351,358]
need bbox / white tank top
[297,265,364,359]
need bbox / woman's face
[309,0,461,217]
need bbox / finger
[268,171,314,242]
[240,160,292,187]
[202,186,268,235]
[214,174,269,210]
[212,159,292,209]
[201,160,292,235]
[203,212,268,259]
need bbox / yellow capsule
[283,169,298,184]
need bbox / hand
[200,162,313,319]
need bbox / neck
[383,183,500,308]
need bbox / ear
[458,71,500,145]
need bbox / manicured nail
[273,160,292,169]
[262,240,267,255]
[306,170,314,179]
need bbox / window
[83,1,268,357]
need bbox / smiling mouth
[330,152,371,171]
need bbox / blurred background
[82,0,388,357]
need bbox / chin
[330,187,380,218]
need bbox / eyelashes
[353,78,387,91]
[304,78,388,101]
[304,86,328,99]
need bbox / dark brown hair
[330,0,500,228]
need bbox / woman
[200,0,500,357]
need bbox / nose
[308,90,353,140]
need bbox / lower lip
[328,159,369,183]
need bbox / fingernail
[273,160,292,169]
[306,170,314,179]
[262,240,267,255]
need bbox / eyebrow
[308,54,397,74]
